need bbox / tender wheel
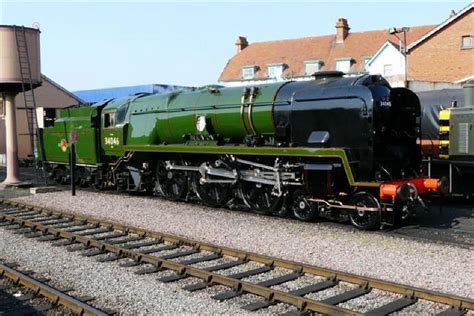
[192,173,231,207]
[79,177,88,187]
[60,174,70,185]
[238,181,283,215]
[348,192,381,230]
[154,161,188,201]
[291,190,317,221]
[52,167,67,184]
[53,172,62,184]
[92,181,106,190]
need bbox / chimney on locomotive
[336,18,350,43]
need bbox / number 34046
[104,137,119,146]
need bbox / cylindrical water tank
[0,25,41,91]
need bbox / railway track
[0,199,472,315]
[0,259,111,315]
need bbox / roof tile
[219,25,435,81]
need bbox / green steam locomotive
[39,72,444,230]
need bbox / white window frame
[242,66,256,80]
[335,58,352,73]
[461,35,472,49]
[267,63,284,79]
[383,64,393,76]
[304,60,322,75]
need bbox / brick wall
[408,9,473,82]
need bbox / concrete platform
[29,186,61,194]
[0,181,33,189]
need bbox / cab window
[104,112,115,128]
[115,103,129,124]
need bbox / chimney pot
[335,18,350,44]
[235,36,249,53]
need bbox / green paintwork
[123,144,380,188]
[100,96,132,157]
[41,106,99,165]
[101,126,125,157]
[120,83,285,147]
[41,83,381,188]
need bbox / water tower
[0,25,41,184]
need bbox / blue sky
[1,1,470,90]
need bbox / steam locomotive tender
[39,72,444,230]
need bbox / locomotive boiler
[39,72,445,230]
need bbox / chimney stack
[449,9,456,17]
[235,36,248,53]
[335,18,350,44]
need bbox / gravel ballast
[0,228,257,315]
[4,190,474,311]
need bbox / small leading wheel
[238,181,283,215]
[291,190,317,221]
[154,161,188,201]
[192,174,231,207]
[348,192,381,230]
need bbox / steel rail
[0,262,108,316]
[0,201,356,315]
[1,199,473,314]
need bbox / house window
[383,64,393,76]
[267,63,284,78]
[242,66,255,80]
[461,35,472,49]
[335,58,352,73]
[304,60,322,75]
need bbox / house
[365,41,407,87]
[219,19,433,88]
[407,3,473,91]
[219,3,473,91]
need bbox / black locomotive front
[273,73,422,183]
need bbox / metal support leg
[2,93,21,184]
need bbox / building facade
[407,4,473,91]
[219,3,473,91]
[365,41,407,87]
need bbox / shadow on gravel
[0,289,48,314]
[415,197,474,230]
[392,197,474,247]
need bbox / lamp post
[389,27,410,87]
